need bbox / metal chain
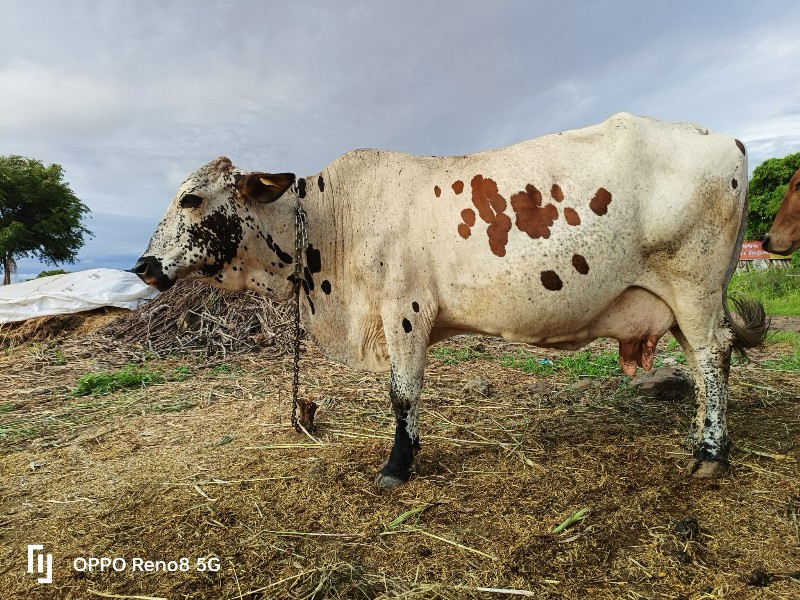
[290,187,307,432]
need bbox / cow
[134,113,767,490]
[761,166,800,255]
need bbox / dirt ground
[1,315,799,599]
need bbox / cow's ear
[235,172,295,204]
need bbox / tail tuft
[726,296,769,357]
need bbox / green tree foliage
[0,155,91,285]
[746,152,800,240]
[35,269,69,279]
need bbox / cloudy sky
[2,0,799,281]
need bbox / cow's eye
[180,194,203,209]
[795,181,800,192]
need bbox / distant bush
[35,269,68,278]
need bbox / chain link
[290,188,308,432]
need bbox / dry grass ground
[1,311,799,599]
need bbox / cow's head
[134,156,296,293]
[762,167,800,255]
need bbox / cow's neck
[230,193,299,298]
[286,174,333,322]
[243,172,339,315]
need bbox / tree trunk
[2,255,12,285]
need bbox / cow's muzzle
[133,256,175,291]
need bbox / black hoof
[375,471,407,490]
[375,461,410,490]
[687,448,729,478]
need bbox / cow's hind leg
[671,319,734,478]
[374,302,434,490]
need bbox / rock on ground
[628,367,694,401]
[463,376,491,397]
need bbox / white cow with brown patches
[135,113,767,489]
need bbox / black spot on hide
[185,209,244,277]
[321,280,332,295]
[412,301,420,313]
[297,178,307,198]
[402,318,413,333]
[540,270,563,291]
[306,244,322,274]
[317,175,325,192]
[265,234,293,265]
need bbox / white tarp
[0,268,159,324]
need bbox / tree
[0,155,91,285]
[746,151,800,240]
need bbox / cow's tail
[725,295,769,358]
[722,175,769,357]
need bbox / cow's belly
[435,286,676,353]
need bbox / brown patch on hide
[564,207,581,226]
[471,175,512,257]
[461,208,476,227]
[510,184,559,239]
[434,185,441,198]
[551,184,564,201]
[589,188,612,216]
[452,180,464,195]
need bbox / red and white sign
[739,241,787,261]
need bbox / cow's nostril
[133,258,150,275]
[760,235,770,251]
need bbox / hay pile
[0,279,298,359]
[99,279,298,358]
[0,307,127,348]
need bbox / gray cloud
[1,0,799,280]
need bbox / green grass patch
[765,330,800,349]
[430,345,488,365]
[72,364,164,397]
[433,339,689,379]
[151,400,197,413]
[501,349,620,381]
[761,353,800,372]
[172,364,192,381]
[0,418,38,441]
[728,267,800,316]
[0,402,15,414]
[210,363,235,375]
[500,351,556,376]
[761,330,800,372]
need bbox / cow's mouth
[761,234,800,256]
[133,256,175,291]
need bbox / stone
[570,379,594,391]
[463,376,491,397]
[520,382,551,395]
[628,367,694,401]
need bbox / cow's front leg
[374,375,422,489]
[375,303,433,490]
